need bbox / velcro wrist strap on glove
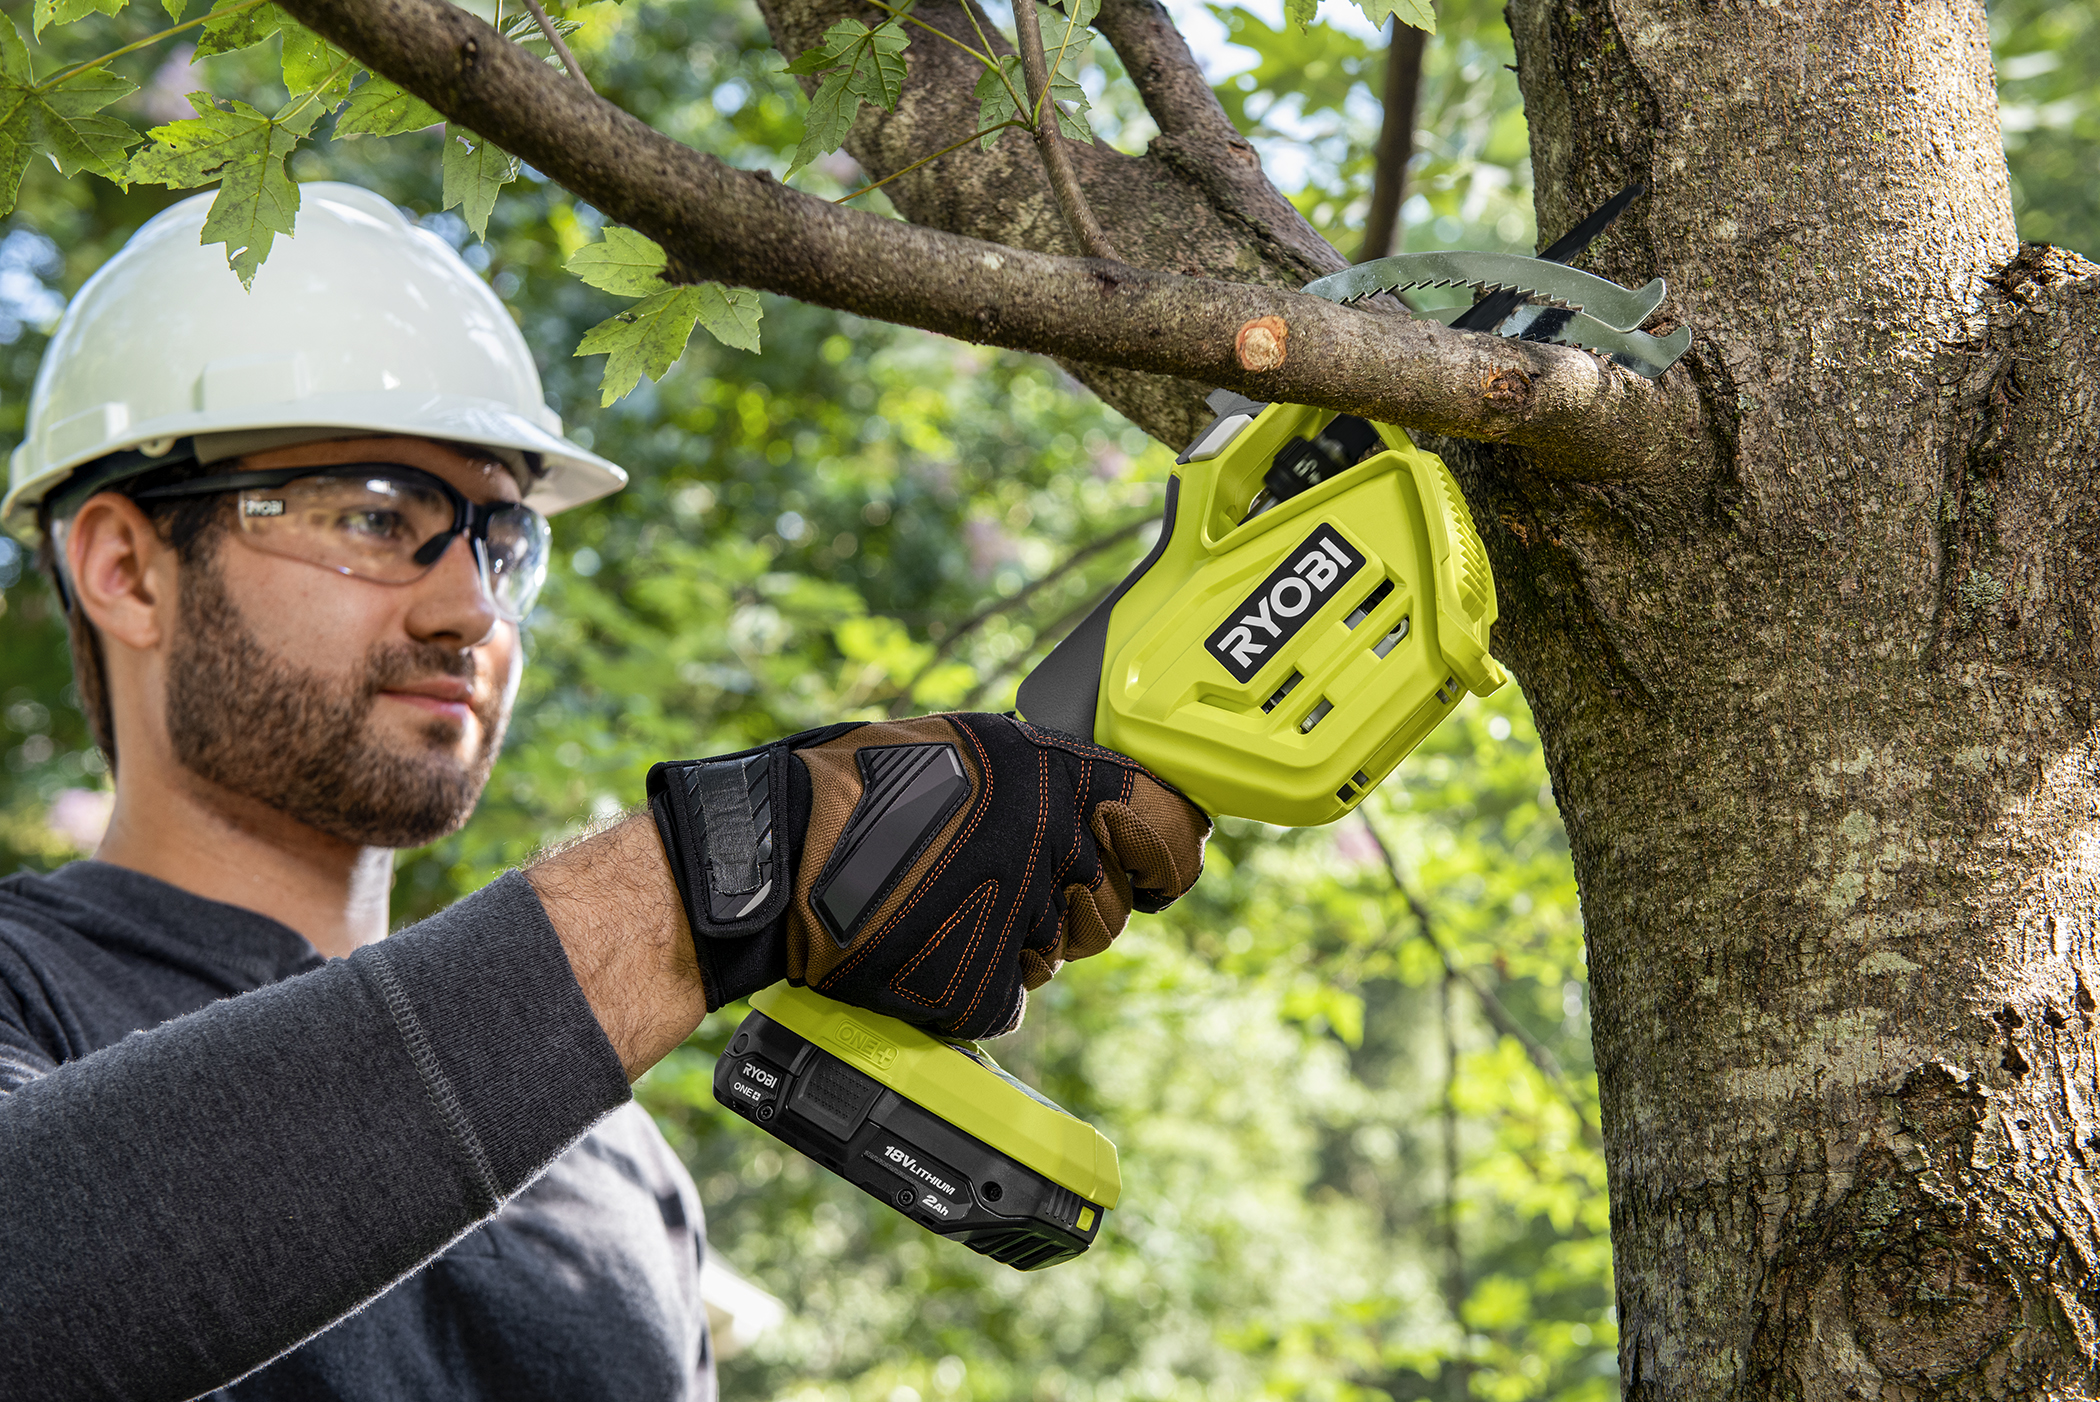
[647,723,855,1008]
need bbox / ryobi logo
[1205,525,1363,683]
[829,1021,898,1070]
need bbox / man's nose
[403,532,501,647]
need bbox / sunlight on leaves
[575,279,761,405]
[278,22,353,101]
[192,0,283,58]
[0,19,139,214]
[125,92,314,285]
[567,224,671,297]
[333,75,443,138]
[1355,0,1436,33]
[32,0,126,40]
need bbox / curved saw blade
[1302,251,1665,333]
[1416,303,1690,379]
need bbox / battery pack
[715,984,1120,1270]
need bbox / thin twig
[864,0,994,65]
[1035,0,1084,126]
[38,0,272,91]
[955,0,1028,114]
[1012,0,1120,261]
[1359,14,1427,261]
[1358,813,1601,1149]
[836,122,1024,203]
[518,0,592,94]
[883,513,1156,713]
[1438,971,1471,1385]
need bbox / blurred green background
[0,0,2091,1397]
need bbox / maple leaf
[0,16,140,217]
[441,126,518,240]
[783,18,909,179]
[567,226,671,298]
[124,92,317,286]
[333,75,443,138]
[569,228,762,404]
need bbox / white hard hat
[2,181,626,539]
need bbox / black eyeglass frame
[129,462,549,615]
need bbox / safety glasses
[131,463,550,622]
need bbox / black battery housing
[715,1007,1109,1270]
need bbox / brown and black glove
[647,713,1211,1039]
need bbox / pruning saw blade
[1303,181,1692,380]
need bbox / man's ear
[65,493,178,653]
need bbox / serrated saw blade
[1414,303,1691,379]
[1302,251,1665,333]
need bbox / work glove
[647,713,1211,1039]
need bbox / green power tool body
[711,402,1505,1269]
[713,206,1681,1268]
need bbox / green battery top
[750,984,1122,1210]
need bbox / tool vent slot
[1421,459,1493,618]
[1262,671,1303,714]
[1373,616,1410,658]
[965,1227,1075,1270]
[1299,699,1334,734]
[1344,579,1394,629]
[787,1056,881,1140]
[1434,675,1461,705]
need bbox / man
[0,184,1209,1400]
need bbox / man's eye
[335,510,410,540]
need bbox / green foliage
[33,0,126,40]
[782,16,909,178]
[1357,0,1434,34]
[575,281,761,404]
[0,2,2090,1400]
[192,0,286,59]
[973,57,1028,149]
[1990,0,2099,257]
[440,125,517,239]
[332,75,443,139]
[568,222,673,296]
[125,91,316,283]
[569,226,762,403]
[1207,0,1535,259]
[0,18,137,202]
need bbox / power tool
[714,198,1680,1269]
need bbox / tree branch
[1358,15,1424,262]
[280,0,1704,474]
[884,512,1155,714]
[1358,814,1601,1150]
[1012,0,1120,260]
[1091,0,1342,281]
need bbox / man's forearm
[0,875,632,1400]
[527,813,709,1080]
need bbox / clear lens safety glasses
[132,463,551,622]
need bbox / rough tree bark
[284,0,2100,1392]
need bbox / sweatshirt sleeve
[0,872,633,1402]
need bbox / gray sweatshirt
[0,861,715,1401]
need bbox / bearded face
[164,539,512,850]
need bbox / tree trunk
[287,0,2100,1388]
[1471,2,2100,1396]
